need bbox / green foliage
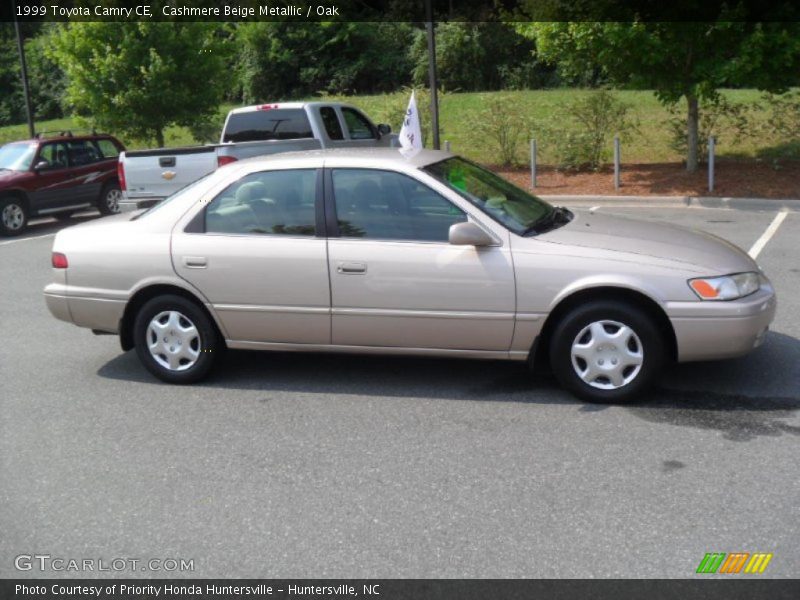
[25,26,67,121]
[665,96,754,164]
[237,22,414,102]
[520,21,800,170]
[475,95,532,167]
[49,22,230,147]
[409,22,550,92]
[539,90,638,171]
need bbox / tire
[549,300,665,403]
[0,197,28,236]
[55,212,74,221]
[133,295,220,384]
[97,181,122,215]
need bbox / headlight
[688,272,760,300]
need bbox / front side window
[205,169,317,236]
[341,108,376,140]
[319,106,344,141]
[38,142,69,169]
[423,157,553,235]
[0,143,37,171]
[222,109,313,143]
[332,169,466,242]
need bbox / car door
[339,107,381,148]
[65,139,105,202]
[29,141,74,211]
[326,167,516,351]
[171,167,331,345]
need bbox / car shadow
[97,332,800,441]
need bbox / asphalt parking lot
[1,203,798,578]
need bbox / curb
[538,194,800,212]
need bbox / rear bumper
[668,285,777,362]
[44,283,125,334]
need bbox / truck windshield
[0,143,37,171]
[222,109,313,143]
[423,157,553,235]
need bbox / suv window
[205,169,317,236]
[332,169,466,242]
[319,106,344,141]
[341,108,376,140]
[38,142,69,169]
[222,109,313,143]
[95,138,120,159]
[66,140,101,166]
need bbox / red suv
[0,131,125,235]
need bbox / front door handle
[183,256,207,268]
[336,261,367,274]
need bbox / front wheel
[133,295,220,384]
[0,197,28,236]
[549,300,666,403]
[97,182,122,215]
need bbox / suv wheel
[133,295,221,384]
[98,182,122,215]
[0,197,28,236]
[549,300,665,403]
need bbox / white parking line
[748,209,788,259]
[0,232,55,247]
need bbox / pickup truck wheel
[0,197,28,236]
[97,182,122,215]
[133,295,220,384]
[549,300,665,404]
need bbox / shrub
[476,95,532,167]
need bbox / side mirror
[33,160,50,172]
[377,123,391,137]
[448,221,496,247]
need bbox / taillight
[217,155,237,168]
[117,159,126,191]
[52,252,68,269]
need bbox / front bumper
[667,284,777,362]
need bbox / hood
[0,169,27,185]
[538,210,757,274]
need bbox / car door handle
[336,261,367,274]
[183,256,207,268]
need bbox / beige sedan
[44,149,776,402]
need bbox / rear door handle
[183,256,207,268]
[336,261,367,274]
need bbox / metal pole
[425,0,440,150]
[708,136,715,192]
[613,135,621,191]
[530,139,537,189]
[14,16,35,138]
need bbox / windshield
[423,157,553,235]
[0,143,37,171]
[133,171,217,220]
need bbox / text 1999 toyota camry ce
[44,149,776,402]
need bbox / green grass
[0,89,790,165]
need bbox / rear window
[222,109,313,143]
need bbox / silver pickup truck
[118,102,396,207]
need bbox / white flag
[398,90,423,158]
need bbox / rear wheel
[0,197,28,236]
[97,182,121,215]
[549,300,665,403]
[133,295,220,384]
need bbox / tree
[520,22,800,171]
[237,22,413,102]
[50,22,230,147]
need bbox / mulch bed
[496,161,800,199]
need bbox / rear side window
[319,106,344,141]
[95,139,120,159]
[222,109,313,143]
[205,169,317,236]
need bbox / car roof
[228,102,364,114]
[5,134,117,145]
[226,147,455,172]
